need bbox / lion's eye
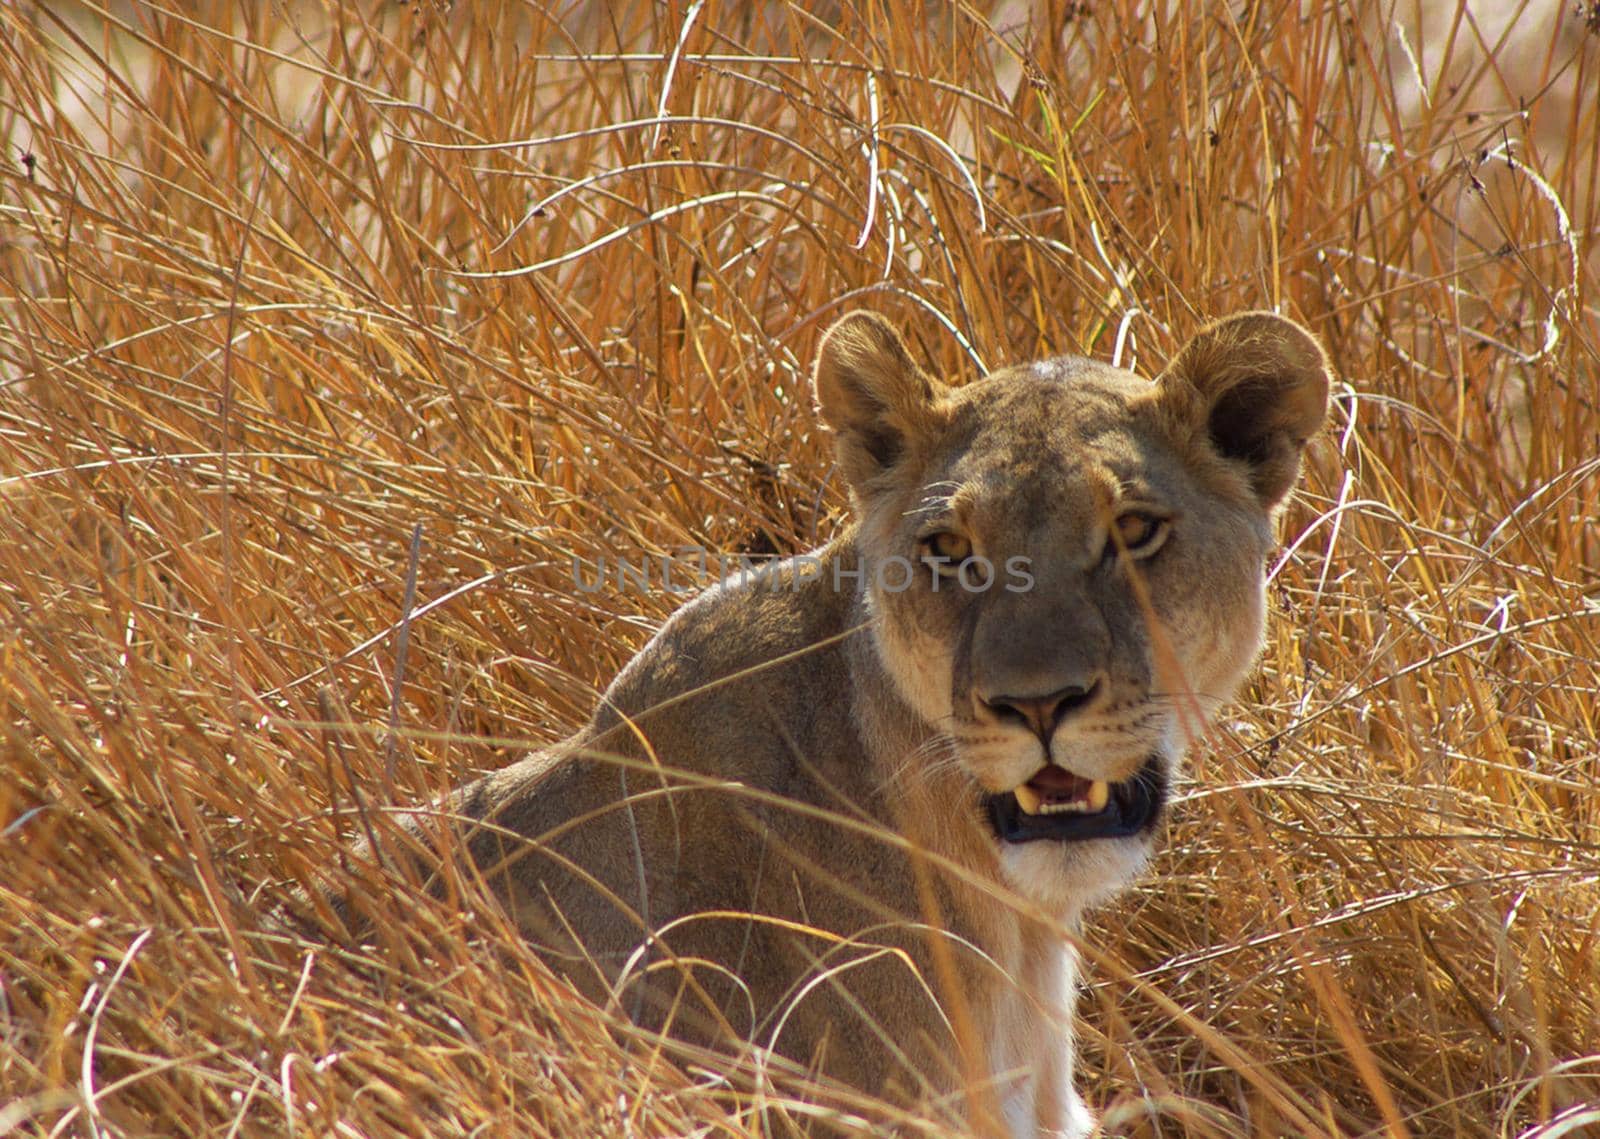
[1108,512,1169,559]
[921,530,973,572]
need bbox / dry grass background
[2,1,1598,1135]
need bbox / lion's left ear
[1154,312,1332,509]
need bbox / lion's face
[814,313,1330,914]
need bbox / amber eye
[921,530,973,572]
[1108,511,1169,559]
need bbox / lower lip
[984,755,1166,844]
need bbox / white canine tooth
[1086,780,1110,812]
[1013,782,1044,816]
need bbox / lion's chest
[982,939,1092,1138]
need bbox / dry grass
[2,1,1598,1135]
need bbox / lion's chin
[997,834,1157,921]
[973,754,1169,920]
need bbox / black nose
[983,680,1102,743]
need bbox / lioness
[351,311,1330,1136]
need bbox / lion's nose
[982,679,1104,744]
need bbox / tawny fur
[338,310,1330,1137]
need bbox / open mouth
[985,755,1167,844]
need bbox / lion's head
[814,312,1330,913]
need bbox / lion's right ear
[813,312,949,489]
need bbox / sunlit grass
[2,1,1596,1135]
